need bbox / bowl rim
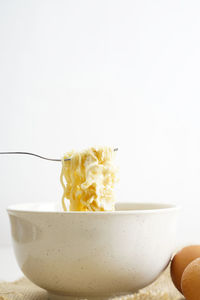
[7,202,180,215]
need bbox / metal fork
[0,148,118,162]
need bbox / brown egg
[181,258,200,300]
[170,245,200,292]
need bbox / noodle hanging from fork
[60,147,117,211]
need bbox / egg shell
[170,245,200,292]
[181,257,200,300]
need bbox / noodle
[60,146,117,211]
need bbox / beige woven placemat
[0,268,184,300]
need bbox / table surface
[0,246,23,282]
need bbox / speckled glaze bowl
[7,202,179,299]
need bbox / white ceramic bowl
[7,202,179,299]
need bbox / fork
[0,148,118,162]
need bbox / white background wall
[1,0,200,246]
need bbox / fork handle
[0,152,61,162]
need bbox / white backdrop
[1,0,200,246]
